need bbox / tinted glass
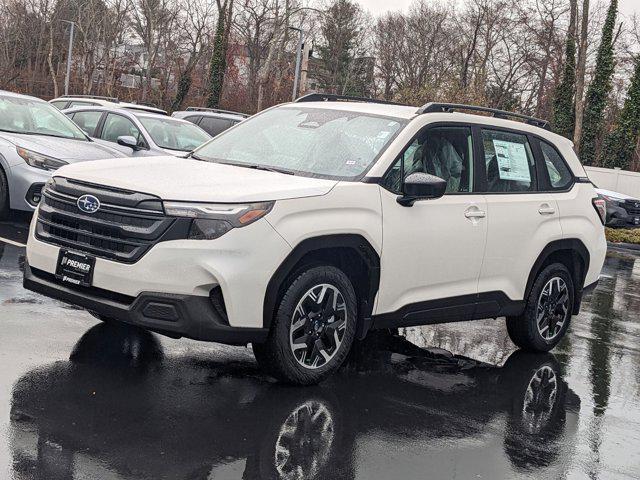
[68,101,98,107]
[199,117,234,137]
[70,110,102,137]
[194,107,406,180]
[138,116,211,151]
[383,126,474,194]
[0,95,87,140]
[481,129,536,192]
[50,101,68,109]
[540,140,573,190]
[101,113,144,146]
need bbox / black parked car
[596,188,640,227]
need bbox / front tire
[506,263,574,352]
[253,265,358,385]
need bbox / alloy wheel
[274,400,335,480]
[536,277,569,341]
[289,284,347,369]
[521,365,558,434]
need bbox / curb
[607,241,640,252]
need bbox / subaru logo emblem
[77,194,100,214]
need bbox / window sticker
[492,139,531,182]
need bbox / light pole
[289,26,304,101]
[61,20,75,96]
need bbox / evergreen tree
[317,0,367,96]
[600,57,640,170]
[579,0,617,165]
[552,0,577,139]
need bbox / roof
[290,100,570,147]
[62,105,188,123]
[0,90,45,102]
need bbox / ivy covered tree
[552,0,577,139]
[206,0,233,108]
[579,0,617,165]
[600,57,640,170]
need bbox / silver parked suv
[0,90,123,217]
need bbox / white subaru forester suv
[24,95,607,385]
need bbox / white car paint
[25,99,607,378]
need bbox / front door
[375,124,488,326]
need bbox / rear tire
[0,166,9,219]
[253,265,358,385]
[506,263,574,352]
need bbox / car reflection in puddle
[9,325,579,480]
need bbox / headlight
[164,201,274,240]
[17,147,68,171]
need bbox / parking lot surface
[1,214,639,479]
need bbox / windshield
[193,107,406,179]
[138,116,210,151]
[0,95,87,140]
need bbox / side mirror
[117,135,140,151]
[397,172,447,207]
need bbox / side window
[539,140,573,190]
[68,101,98,107]
[70,110,102,137]
[101,113,144,146]
[382,126,474,194]
[184,115,202,125]
[199,117,233,137]
[50,101,68,110]
[481,129,536,192]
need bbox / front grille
[622,200,640,215]
[35,177,175,263]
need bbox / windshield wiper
[244,164,295,175]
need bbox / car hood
[55,156,339,202]
[0,132,124,161]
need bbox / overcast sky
[358,0,639,18]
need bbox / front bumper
[8,162,51,211]
[23,263,268,345]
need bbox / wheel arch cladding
[525,239,590,315]
[263,234,380,339]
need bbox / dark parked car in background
[596,188,640,227]
[172,107,248,137]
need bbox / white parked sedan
[62,106,212,157]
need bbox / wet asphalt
[0,214,639,480]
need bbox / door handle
[538,205,556,215]
[464,209,486,219]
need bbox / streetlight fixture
[61,20,75,96]
[289,26,305,101]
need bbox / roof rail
[295,93,406,107]
[186,106,249,117]
[417,102,550,130]
[60,94,119,103]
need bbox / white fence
[584,166,640,198]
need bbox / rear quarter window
[539,139,573,190]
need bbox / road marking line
[0,236,26,247]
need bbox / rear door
[475,127,563,303]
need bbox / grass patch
[606,227,640,245]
